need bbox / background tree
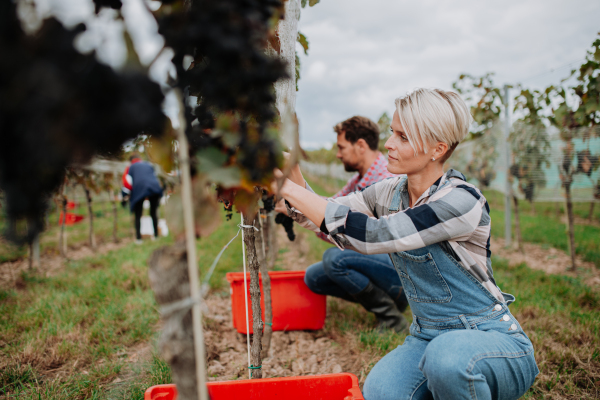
[509,88,552,249]
[452,73,504,189]
[0,1,167,245]
[377,112,391,152]
[544,34,600,270]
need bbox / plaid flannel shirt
[315,152,395,242]
[290,169,505,303]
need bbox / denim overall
[363,183,539,400]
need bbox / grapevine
[0,1,166,243]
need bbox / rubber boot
[352,282,409,333]
[394,288,409,313]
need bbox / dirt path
[203,295,375,382]
[0,239,132,290]
[201,225,382,385]
[491,237,600,287]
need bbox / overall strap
[388,177,406,212]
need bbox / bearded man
[304,116,409,332]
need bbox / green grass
[196,212,245,292]
[1,178,598,399]
[0,201,134,263]
[0,236,170,399]
[483,190,600,268]
[483,189,600,223]
[107,354,172,400]
[303,174,347,198]
[492,257,600,398]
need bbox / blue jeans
[364,312,538,400]
[362,242,539,400]
[304,247,404,302]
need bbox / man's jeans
[304,247,404,302]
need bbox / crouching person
[274,88,539,400]
[304,116,408,333]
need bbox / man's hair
[395,88,472,162]
[333,116,379,150]
[129,153,140,161]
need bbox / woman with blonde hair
[273,88,539,399]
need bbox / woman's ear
[432,142,449,160]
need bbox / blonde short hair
[395,88,472,159]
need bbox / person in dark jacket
[122,154,163,243]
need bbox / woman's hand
[269,165,328,228]
[270,168,294,198]
[282,152,305,188]
[274,198,287,214]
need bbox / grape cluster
[93,0,122,13]
[157,0,288,183]
[0,2,166,243]
[275,213,295,242]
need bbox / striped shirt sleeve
[324,186,484,255]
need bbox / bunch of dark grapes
[92,0,122,13]
[261,191,276,213]
[275,213,295,242]
[157,0,288,182]
[0,2,166,243]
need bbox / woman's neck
[406,166,445,207]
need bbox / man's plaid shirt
[291,169,505,303]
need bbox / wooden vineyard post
[109,189,119,243]
[148,90,209,400]
[59,184,67,258]
[83,183,97,251]
[266,211,278,269]
[564,184,577,271]
[148,244,199,400]
[256,211,273,359]
[175,90,209,399]
[512,195,523,252]
[243,211,263,379]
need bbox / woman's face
[385,111,434,175]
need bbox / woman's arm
[277,179,328,226]
[321,186,484,254]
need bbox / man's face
[336,132,361,172]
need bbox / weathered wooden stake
[59,193,67,258]
[83,185,97,251]
[256,212,273,359]
[175,90,209,399]
[564,184,577,271]
[512,196,522,252]
[243,211,263,378]
[109,189,119,243]
[148,244,197,399]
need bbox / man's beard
[343,161,359,173]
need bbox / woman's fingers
[270,168,284,194]
[274,198,287,214]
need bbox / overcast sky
[295,0,600,148]
[29,0,600,147]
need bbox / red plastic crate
[145,373,364,400]
[225,271,326,334]
[58,212,85,225]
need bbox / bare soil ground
[491,237,600,288]
[200,226,382,385]
[202,296,372,382]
